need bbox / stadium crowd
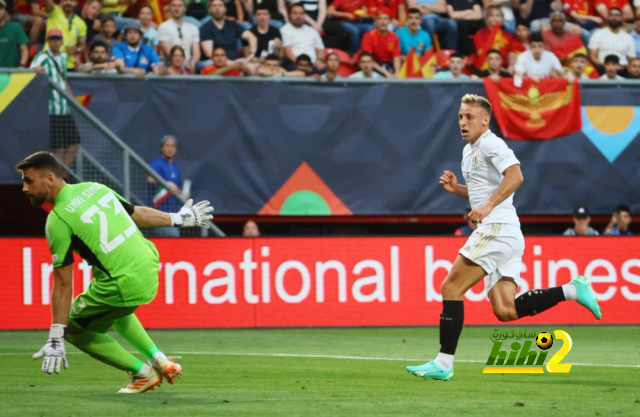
[1,0,639,80]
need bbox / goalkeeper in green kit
[16,152,214,394]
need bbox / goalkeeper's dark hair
[16,152,63,177]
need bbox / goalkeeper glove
[170,199,214,228]
[33,324,68,374]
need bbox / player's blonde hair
[461,94,492,118]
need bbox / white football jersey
[461,130,521,226]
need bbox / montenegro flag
[483,78,582,140]
[552,36,600,79]
[398,47,437,78]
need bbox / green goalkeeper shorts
[68,289,138,334]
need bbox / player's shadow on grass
[512,378,637,388]
[81,392,229,406]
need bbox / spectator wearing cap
[588,7,636,68]
[600,54,624,79]
[563,207,599,236]
[159,0,201,73]
[604,204,633,235]
[434,52,472,78]
[360,7,401,77]
[148,135,186,238]
[0,0,29,68]
[281,4,326,71]
[454,207,477,237]
[30,29,81,180]
[43,0,87,70]
[514,32,565,82]
[112,22,160,76]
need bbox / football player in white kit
[406,94,602,381]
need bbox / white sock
[435,352,454,370]
[134,363,153,378]
[562,283,577,301]
[151,352,168,366]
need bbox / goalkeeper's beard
[26,193,46,207]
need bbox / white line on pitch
[3,351,639,368]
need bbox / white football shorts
[459,222,525,294]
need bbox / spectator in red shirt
[361,7,401,76]
[201,46,249,75]
[594,0,634,20]
[366,0,407,28]
[328,0,374,54]
[542,10,582,51]
[562,0,603,31]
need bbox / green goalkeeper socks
[112,314,161,360]
[66,330,141,372]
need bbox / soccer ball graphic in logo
[536,332,553,350]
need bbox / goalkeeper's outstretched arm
[131,199,214,229]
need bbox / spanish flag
[483,77,582,140]
[148,0,166,24]
[76,94,92,108]
[552,36,599,79]
[471,25,516,71]
[398,47,437,78]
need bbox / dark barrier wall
[2,74,640,215]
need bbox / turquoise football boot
[571,275,602,319]
[406,360,453,381]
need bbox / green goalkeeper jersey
[45,182,160,306]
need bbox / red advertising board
[1,237,638,329]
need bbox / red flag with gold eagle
[483,77,581,140]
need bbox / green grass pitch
[1,326,638,416]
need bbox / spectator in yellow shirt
[43,0,87,70]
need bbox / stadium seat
[325,48,353,65]
[436,50,456,70]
